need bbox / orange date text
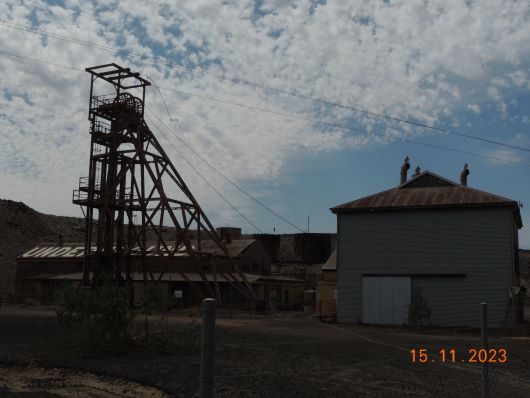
[410,348,507,363]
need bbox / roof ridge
[330,173,521,229]
[399,170,457,188]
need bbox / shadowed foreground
[2,306,530,397]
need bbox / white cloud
[491,77,509,88]
[486,148,525,165]
[0,0,530,229]
[488,86,508,119]
[508,70,528,88]
[466,103,481,114]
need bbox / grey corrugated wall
[336,207,517,327]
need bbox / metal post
[481,302,489,398]
[200,298,216,398]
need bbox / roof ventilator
[460,163,470,187]
[400,156,410,184]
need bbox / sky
[0,0,529,248]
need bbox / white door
[362,276,411,325]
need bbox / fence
[208,302,530,397]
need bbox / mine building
[315,248,337,321]
[15,235,305,310]
[14,228,342,311]
[330,159,523,327]
[261,232,336,311]
[13,64,309,311]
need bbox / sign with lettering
[20,244,196,259]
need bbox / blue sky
[0,0,529,247]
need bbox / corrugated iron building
[15,239,305,309]
[331,168,523,327]
[316,248,337,320]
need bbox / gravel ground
[0,365,170,397]
[1,306,530,397]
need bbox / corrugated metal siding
[412,278,510,326]
[336,207,515,326]
[362,277,411,324]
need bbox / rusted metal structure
[73,63,255,302]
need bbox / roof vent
[400,156,410,184]
[413,166,421,177]
[460,163,470,186]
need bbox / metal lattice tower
[73,63,256,302]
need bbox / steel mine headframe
[73,63,257,303]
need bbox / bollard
[481,302,489,398]
[200,298,216,398]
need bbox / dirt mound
[0,365,170,397]
[0,199,85,298]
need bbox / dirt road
[1,306,530,397]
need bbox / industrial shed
[330,164,523,327]
[315,248,337,320]
[15,239,304,310]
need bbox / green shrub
[145,323,200,354]
[55,283,133,352]
[139,282,199,354]
[407,288,431,327]
[142,281,166,335]
[142,281,165,313]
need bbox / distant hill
[0,199,86,298]
[0,199,240,298]
[2,198,529,300]
[0,199,207,298]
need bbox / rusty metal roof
[331,171,522,227]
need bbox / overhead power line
[0,49,81,71]
[145,76,178,123]
[1,49,529,168]
[2,50,530,232]
[146,107,306,233]
[1,20,530,153]
[0,51,266,233]
[146,116,265,234]
[151,86,530,167]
